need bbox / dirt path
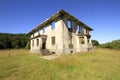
[41,55,59,60]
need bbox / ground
[0,48,120,80]
[41,55,59,60]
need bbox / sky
[0,0,120,43]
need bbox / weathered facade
[29,10,93,55]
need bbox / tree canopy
[0,33,29,49]
[92,40,99,46]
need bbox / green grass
[0,48,120,80]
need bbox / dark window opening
[37,39,39,46]
[68,36,73,49]
[32,40,34,46]
[87,39,90,44]
[51,52,55,54]
[79,37,84,44]
[77,25,84,34]
[86,29,89,34]
[52,36,55,45]
[68,36,72,44]
[69,44,73,49]
[42,38,46,49]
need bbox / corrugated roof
[28,10,93,34]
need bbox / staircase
[40,49,51,55]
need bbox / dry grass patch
[0,48,120,80]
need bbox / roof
[28,10,93,34]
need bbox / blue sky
[0,0,120,43]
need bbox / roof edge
[28,10,93,34]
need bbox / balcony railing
[77,32,91,38]
[77,32,84,36]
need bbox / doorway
[42,38,46,49]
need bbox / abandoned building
[29,10,93,55]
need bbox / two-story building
[29,10,93,55]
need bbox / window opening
[43,27,45,33]
[68,20,71,28]
[79,37,84,44]
[32,40,34,46]
[37,39,39,46]
[51,22,55,30]
[51,36,55,45]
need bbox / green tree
[92,40,99,46]
[0,33,29,49]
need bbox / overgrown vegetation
[0,33,29,49]
[99,39,120,50]
[0,49,120,80]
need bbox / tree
[0,33,29,49]
[92,40,99,46]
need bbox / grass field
[0,48,120,80]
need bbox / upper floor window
[68,20,72,28]
[77,25,84,34]
[37,30,40,35]
[33,34,34,37]
[79,37,84,44]
[51,22,55,30]
[43,27,45,33]
[86,29,89,34]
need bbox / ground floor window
[51,36,55,45]
[68,36,73,49]
[68,36,72,44]
[36,38,39,46]
[32,40,34,46]
[79,37,84,44]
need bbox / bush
[99,39,120,50]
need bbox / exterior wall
[30,37,41,53]
[30,16,92,55]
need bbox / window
[68,36,72,44]
[32,40,34,46]
[68,36,73,49]
[51,22,55,30]
[33,34,34,37]
[36,39,39,46]
[77,25,80,33]
[51,36,55,45]
[43,27,45,33]
[38,30,40,35]
[81,27,84,34]
[77,25,83,33]
[68,20,71,28]
[79,37,84,44]
[86,29,89,34]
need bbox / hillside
[0,48,120,80]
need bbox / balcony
[77,32,91,38]
[85,33,91,38]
